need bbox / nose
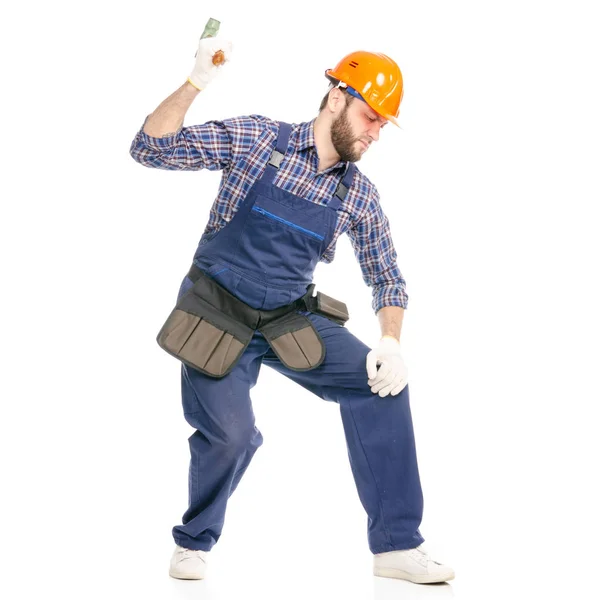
[368,123,381,142]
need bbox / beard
[330,105,364,163]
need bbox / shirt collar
[296,119,316,152]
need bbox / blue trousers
[172,297,425,554]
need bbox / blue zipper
[251,206,324,241]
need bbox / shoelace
[176,548,206,563]
[405,545,442,567]
[407,546,430,567]
[412,545,443,567]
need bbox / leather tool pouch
[258,311,325,371]
[156,273,256,378]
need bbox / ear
[327,87,346,115]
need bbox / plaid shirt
[130,114,408,312]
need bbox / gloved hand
[366,336,408,397]
[188,37,233,91]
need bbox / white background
[2,1,599,599]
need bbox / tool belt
[156,264,350,378]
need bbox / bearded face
[330,102,364,163]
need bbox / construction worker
[129,34,454,585]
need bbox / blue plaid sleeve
[129,115,268,171]
[347,189,409,313]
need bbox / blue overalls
[172,123,425,554]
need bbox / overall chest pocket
[251,206,325,241]
[236,195,332,277]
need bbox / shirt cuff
[372,285,409,313]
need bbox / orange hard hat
[325,51,404,127]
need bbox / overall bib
[172,123,425,554]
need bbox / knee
[221,425,263,456]
[188,422,263,457]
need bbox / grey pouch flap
[315,291,349,325]
[259,312,325,371]
[157,280,255,378]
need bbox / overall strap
[328,163,356,210]
[261,122,293,184]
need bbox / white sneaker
[169,545,208,580]
[373,544,455,584]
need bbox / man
[129,35,454,585]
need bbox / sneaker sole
[169,569,205,580]
[374,566,455,584]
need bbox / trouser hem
[173,537,212,552]
[370,535,425,555]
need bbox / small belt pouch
[313,291,349,326]
[259,311,325,371]
[156,276,255,378]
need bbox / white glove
[366,336,408,397]
[188,37,233,91]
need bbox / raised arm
[143,82,201,138]
[129,37,234,171]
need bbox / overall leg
[171,275,270,550]
[262,313,425,554]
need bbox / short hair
[319,85,355,112]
